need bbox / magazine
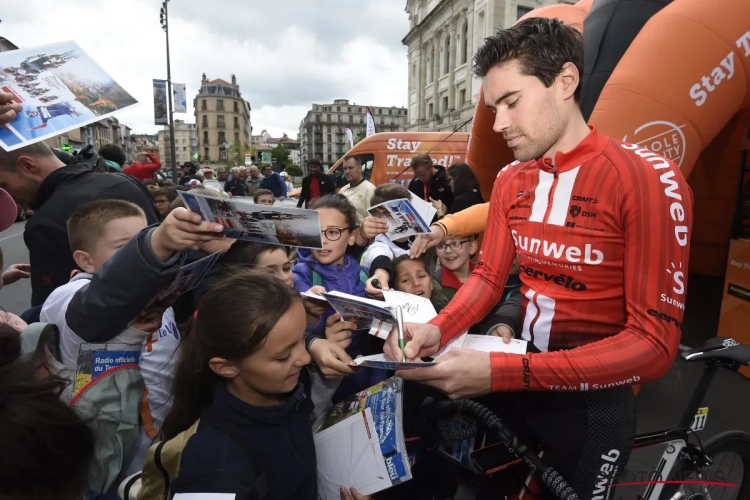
[0,40,138,151]
[368,198,432,240]
[73,343,141,397]
[321,290,437,339]
[313,377,411,498]
[179,192,323,249]
[352,353,438,370]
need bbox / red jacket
[122,154,161,181]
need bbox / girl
[445,162,485,215]
[162,271,366,500]
[390,254,448,311]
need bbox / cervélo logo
[520,265,587,291]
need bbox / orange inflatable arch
[467,0,750,277]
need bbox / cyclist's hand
[384,322,441,361]
[490,325,514,343]
[409,224,446,258]
[365,269,390,298]
[360,216,389,239]
[325,312,357,349]
[340,487,371,500]
[308,338,356,377]
[397,349,492,400]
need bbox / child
[390,254,449,311]
[152,187,177,219]
[40,199,225,481]
[435,235,479,301]
[0,328,95,500]
[161,270,368,500]
[253,188,275,206]
[292,194,383,404]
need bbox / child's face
[395,260,432,299]
[256,248,294,288]
[154,195,170,216]
[228,300,311,403]
[256,194,274,206]
[84,216,147,272]
[313,208,355,266]
[437,237,476,273]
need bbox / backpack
[135,412,268,500]
[310,268,369,288]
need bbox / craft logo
[623,120,687,168]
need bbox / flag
[345,127,354,148]
[153,79,168,125]
[365,107,376,137]
[173,83,187,113]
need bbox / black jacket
[297,174,335,208]
[171,381,317,500]
[408,165,453,210]
[448,189,484,215]
[225,177,246,197]
[25,165,159,306]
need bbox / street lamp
[160,0,178,182]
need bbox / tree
[355,131,366,145]
[271,144,292,170]
[285,164,303,178]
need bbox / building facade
[299,99,408,167]
[403,0,576,132]
[194,74,252,164]
[158,119,197,167]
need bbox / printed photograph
[0,40,138,151]
[323,293,396,329]
[368,199,431,241]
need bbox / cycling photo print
[0,40,138,151]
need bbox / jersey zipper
[528,164,559,339]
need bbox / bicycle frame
[632,361,721,500]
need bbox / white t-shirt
[340,180,376,223]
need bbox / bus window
[360,153,375,181]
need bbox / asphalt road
[0,220,31,315]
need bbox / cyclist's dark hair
[473,17,584,103]
[447,163,481,196]
[98,143,126,167]
[0,326,95,500]
[161,270,300,440]
[312,194,359,230]
[370,183,411,206]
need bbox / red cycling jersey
[431,127,693,392]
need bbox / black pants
[393,383,635,500]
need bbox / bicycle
[422,337,750,500]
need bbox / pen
[396,306,406,362]
[371,279,382,290]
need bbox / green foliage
[285,164,303,177]
[271,144,292,169]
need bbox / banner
[173,83,187,113]
[345,127,354,149]
[365,107,376,137]
[153,79,168,125]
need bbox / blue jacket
[259,172,288,198]
[171,381,316,500]
[292,248,386,402]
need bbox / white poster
[173,83,187,113]
[346,127,354,148]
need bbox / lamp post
[160,0,178,182]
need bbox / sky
[0,0,409,138]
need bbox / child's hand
[325,312,357,349]
[365,269,390,298]
[490,325,514,343]
[309,338,356,377]
[151,207,225,261]
[1,263,31,286]
[0,92,22,127]
[360,216,389,239]
[340,487,371,500]
[303,285,328,322]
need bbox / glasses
[436,240,471,253]
[321,227,352,241]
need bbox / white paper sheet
[435,333,528,358]
[408,195,437,224]
[314,408,393,499]
[382,290,437,324]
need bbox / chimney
[231,74,237,86]
[202,73,207,84]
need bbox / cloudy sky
[1,0,409,138]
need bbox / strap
[198,413,268,500]
[311,268,323,288]
[359,269,369,284]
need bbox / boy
[435,235,478,301]
[152,187,178,219]
[253,188,275,206]
[40,199,224,475]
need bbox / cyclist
[384,17,693,499]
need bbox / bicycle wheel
[659,430,750,500]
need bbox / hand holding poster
[0,40,138,151]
